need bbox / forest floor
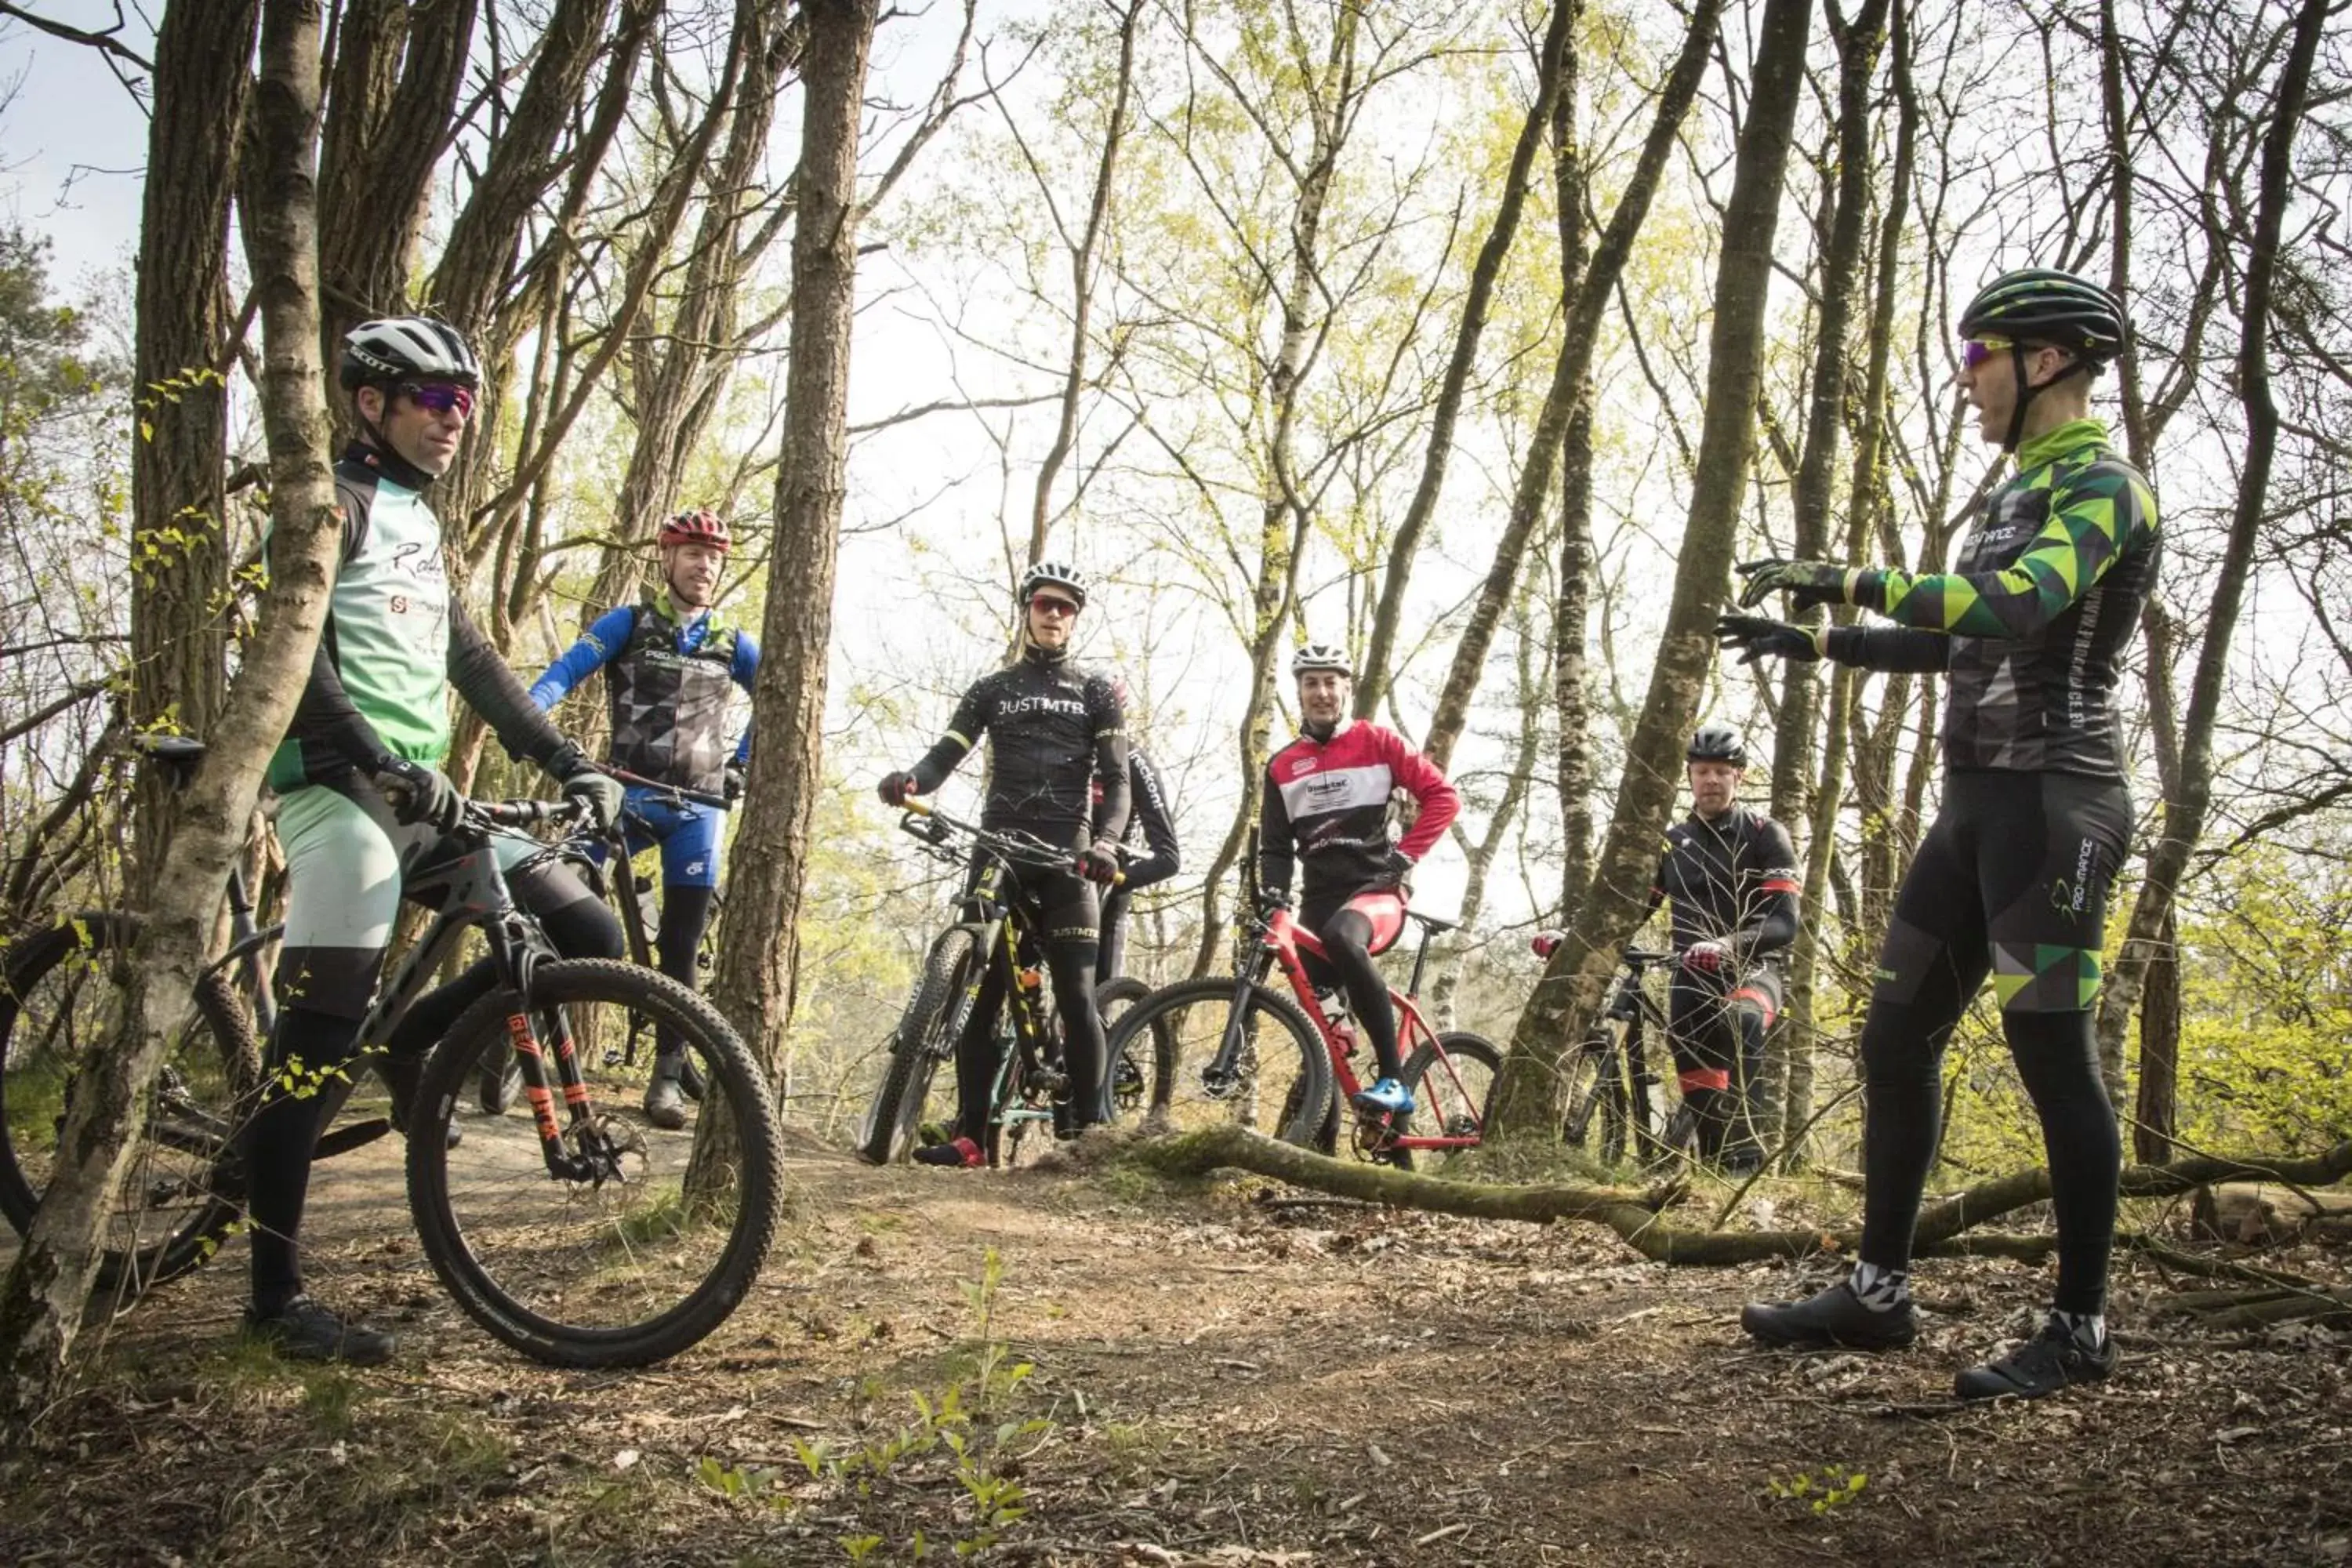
[4,1125,2350,1567]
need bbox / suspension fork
[485,913,597,1181]
[1206,946,1277,1083]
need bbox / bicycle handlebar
[895,797,1125,885]
[471,797,591,830]
[590,761,731,811]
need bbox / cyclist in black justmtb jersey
[1722,269,2159,1400]
[877,561,1131,1166]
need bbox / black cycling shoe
[1955,1321,2115,1400]
[1740,1279,1918,1350]
[245,1294,397,1367]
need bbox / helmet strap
[351,390,437,492]
[2000,344,2092,454]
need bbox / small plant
[1766,1463,1868,1515]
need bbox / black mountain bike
[855,801,1160,1168]
[1,742,781,1367]
[1558,946,1700,1166]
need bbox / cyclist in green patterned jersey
[1722,269,2158,1401]
[241,317,628,1367]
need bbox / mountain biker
[1722,269,2158,1399]
[243,317,626,1365]
[527,506,759,1128]
[877,561,1131,1167]
[1097,742,1181,983]
[1650,723,1798,1173]
[1258,644,1460,1117]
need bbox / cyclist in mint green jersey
[1724,270,2158,1400]
[530,506,759,1127]
[241,318,626,1367]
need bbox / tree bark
[127,0,262,877]
[1353,0,1578,719]
[1548,24,1595,925]
[2091,0,2330,1090]
[701,0,877,1164]
[1416,0,1728,772]
[1486,0,1813,1139]
[0,0,341,1439]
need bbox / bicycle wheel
[1559,1033,1616,1158]
[0,915,259,1298]
[1394,1029,1501,1167]
[1096,976,1156,1119]
[1112,976,1331,1147]
[405,959,782,1367]
[855,930,978,1166]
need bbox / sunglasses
[1958,336,2015,370]
[400,382,476,419]
[1029,595,1081,619]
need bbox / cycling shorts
[587,786,727,890]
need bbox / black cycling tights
[249,885,622,1314]
[652,884,717,1059]
[952,866,1108,1145]
[1302,906,1399,1081]
[1857,769,2130,1316]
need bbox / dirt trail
[5,1131,2352,1566]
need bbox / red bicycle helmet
[659,507,731,551]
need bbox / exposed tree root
[1131,1124,2352,1268]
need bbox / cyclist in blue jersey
[529,507,759,1127]
[242,318,627,1366]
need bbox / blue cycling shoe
[1352,1077,1415,1117]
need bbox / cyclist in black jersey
[1650,724,1798,1172]
[1725,269,2158,1400]
[1098,743,1181,982]
[877,561,1131,1166]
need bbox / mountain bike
[1107,874,1498,1169]
[1554,944,1700,1166]
[854,800,1153,1168]
[1,740,782,1367]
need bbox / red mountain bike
[1107,891,1498,1168]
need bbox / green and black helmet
[1958,269,2127,452]
[1958,269,2127,361]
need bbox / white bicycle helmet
[1018,559,1090,609]
[1291,643,1353,678]
[339,316,482,390]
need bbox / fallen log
[1131,1124,2352,1267]
[2190,1181,2352,1247]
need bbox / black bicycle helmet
[1957,269,2126,361]
[1291,643,1353,678]
[1687,723,1747,768]
[339,316,482,391]
[1957,270,2125,452]
[1018,559,1089,609]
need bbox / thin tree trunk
[1487,0,1815,1139]
[128,0,262,876]
[1417,0,1728,771]
[2092,0,2328,1094]
[1354,0,1578,717]
[1549,41,1595,925]
[0,0,341,1438]
[700,0,878,1171]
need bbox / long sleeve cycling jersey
[1822,417,2158,779]
[267,444,568,792]
[909,645,1130,847]
[1259,719,1459,908]
[1648,806,1800,961]
[530,590,758,794]
[1118,747,1181,891]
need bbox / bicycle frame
[1219,904,1479,1155]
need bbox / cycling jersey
[1260,720,1459,909]
[1098,748,1181,982]
[530,590,757,796]
[268,444,568,791]
[1650,806,1800,961]
[1824,417,2158,779]
[911,646,1130,845]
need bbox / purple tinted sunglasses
[1958,336,2014,370]
[401,382,476,419]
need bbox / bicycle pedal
[1029,1069,1070,1096]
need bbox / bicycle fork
[488,921,618,1185]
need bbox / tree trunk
[1486,0,1814,1139]
[1416,0,1728,771]
[2132,903,2180,1163]
[700,0,878,1170]
[1354,0,1578,718]
[2091,0,2329,1090]
[128,0,263,876]
[1548,47,1595,926]
[0,0,341,1439]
